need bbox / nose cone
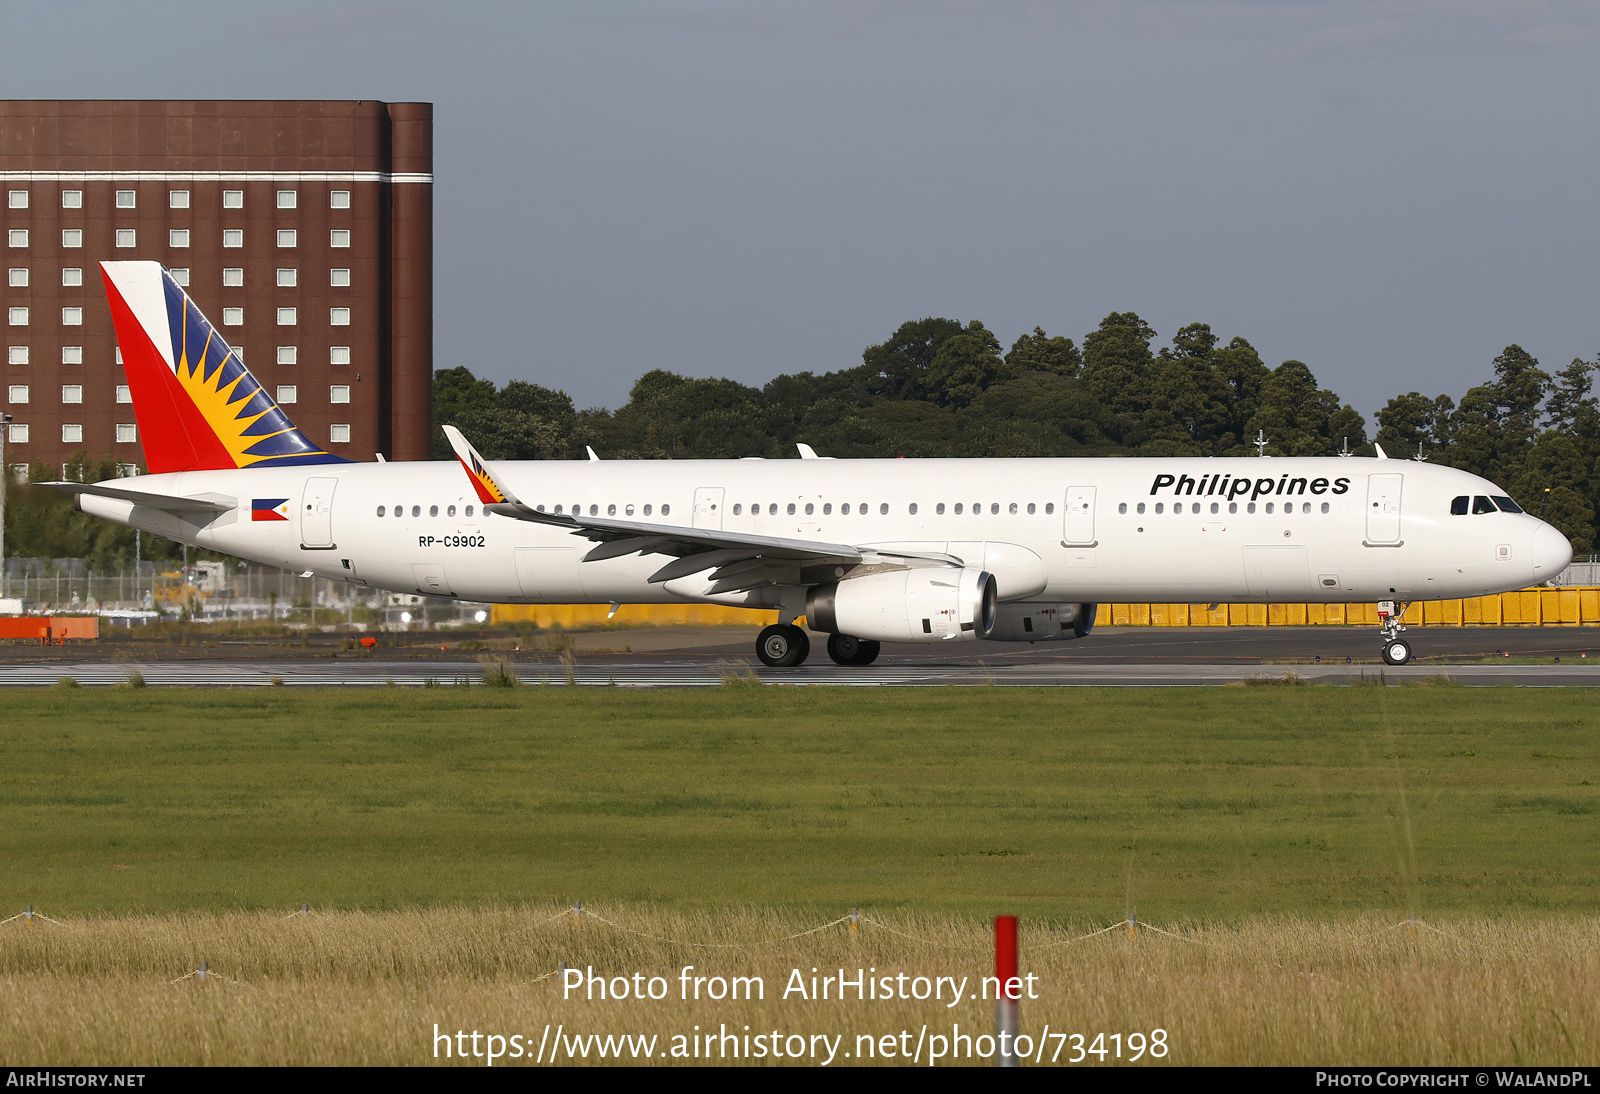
[1532,522,1574,581]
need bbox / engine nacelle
[986,602,1098,642]
[807,568,997,644]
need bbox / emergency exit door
[1366,474,1403,544]
[1063,486,1096,545]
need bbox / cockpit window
[1472,495,1497,515]
[1451,496,1469,516]
[1491,495,1524,514]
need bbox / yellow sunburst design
[173,325,302,468]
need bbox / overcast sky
[5,1,1599,422]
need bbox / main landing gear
[826,633,881,666]
[1378,600,1412,665]
[756,623,810,667]
[754,626,881,667]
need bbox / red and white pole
[995,914,1019,1067]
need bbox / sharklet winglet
[442,425,517,507]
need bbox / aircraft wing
[442,426,955,591]
[39,481,235,514]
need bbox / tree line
[3,310,1595,566]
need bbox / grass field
[0,686,1595,919]
[1,908,1595,1066]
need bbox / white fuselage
[78,456,1572,608]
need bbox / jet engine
[986,602,1098,642]
[806,568,997,643]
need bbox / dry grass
[1,907,1595,1066]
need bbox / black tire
[757,623,810,668]
[826,634,881,666]
[1382,639,1412,666]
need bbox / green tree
[860,318,965,402]
[1247,361,1361,456]
[925,321,1012,409]
[1005,327,1081,377]
[1080,312,1155,418]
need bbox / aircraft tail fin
[100,260,350,474]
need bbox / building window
[61,424,83,444]
[115,347,122,364]
[277,307,297,326]
[330,190,351,209]
[277,346,297,365]
[222,229,243,248]
[8,307,27,326]
[223,190,243,209]
[329,229,351,248]
[115,385,131,404]
[222,307,243,326]
[329,384,350,404]
[276,385,298,404]
[233,346,244,362]
[116,424,137,443]
[61,307,82,326]
[329,346,350,365]
[222,268,244,287]
[169,190,190,209]
[62,229,83,248]
[61,347,82,365]
[8,385,27,403]
[169,229,190,248]
[114,190,136,209]
[61,190,82,209]
[6,230,26,248]
[61,384,82,404]
[277,229,297,248]
[276,190,298,209]
[7,268,25,288]
[10,463,28,480]
[329,424,351,444]
[7,190,26,209]
[276,268,297,287]
[8,424,27,443]
[169,268,189,287]
[330,268,350,287]
[115,229,136,248]
[62,267,82,287]
[329,307,350,326]
[116,463,137,477]
[7,346,26,365]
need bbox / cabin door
[300,477,337,548]
[1366,474,1404,544]
[693,487,725,530]
[1063,486,1096,545]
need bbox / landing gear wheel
[1382,639,1412,666]
[826,634,881,666]
[756,623,810,667]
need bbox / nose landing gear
[1378,600,1412,665]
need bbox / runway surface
[5,624,1600,686]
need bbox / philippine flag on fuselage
[252,498,291,522]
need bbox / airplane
[46,261,1573,669]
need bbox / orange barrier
[491,588,1600,630]
[0,617,100,643]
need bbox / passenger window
[823,503,832,515]
[733,503,742,516]
[1492,495,1523,514]
[625,504,635,516]
[989,503,998,515]
[908,503,917,515]
[465,505,474,517]
[1119,502,1128,514]
[804,503,814,515]
[643,504,652,516]
[1009,502,1018,514]
[589,505,598,516]
[954,503,963,514]
[1191,503,1200,515]
[429,505,438,517]
[608,504,617,516]
[860,502,868,514]
[1473,496,1496,515]
[1027,503,1036,515]
[1210,502,1219,514]
[1451,496,1469,515]
[411,505,421,517]
[1229,502,1238,514]
[935,503,944,515]
[448,505,456,517]
[770,503,779,515]
[1045,503,1054,515]
[555,504,564,514]
[842,503,851,515]
[785,503,795,515]
[1137,502,1146,515]
[1155,503,1164,514]
[376,505,386,517]
[661,504,670,516]
[394,503,402,517]
[1320,502,1329,514]
[1265,502,1274,514]
[1247,502,1256,514]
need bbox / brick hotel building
[0,100,433,478]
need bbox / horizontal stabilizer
[40,481,234,514]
